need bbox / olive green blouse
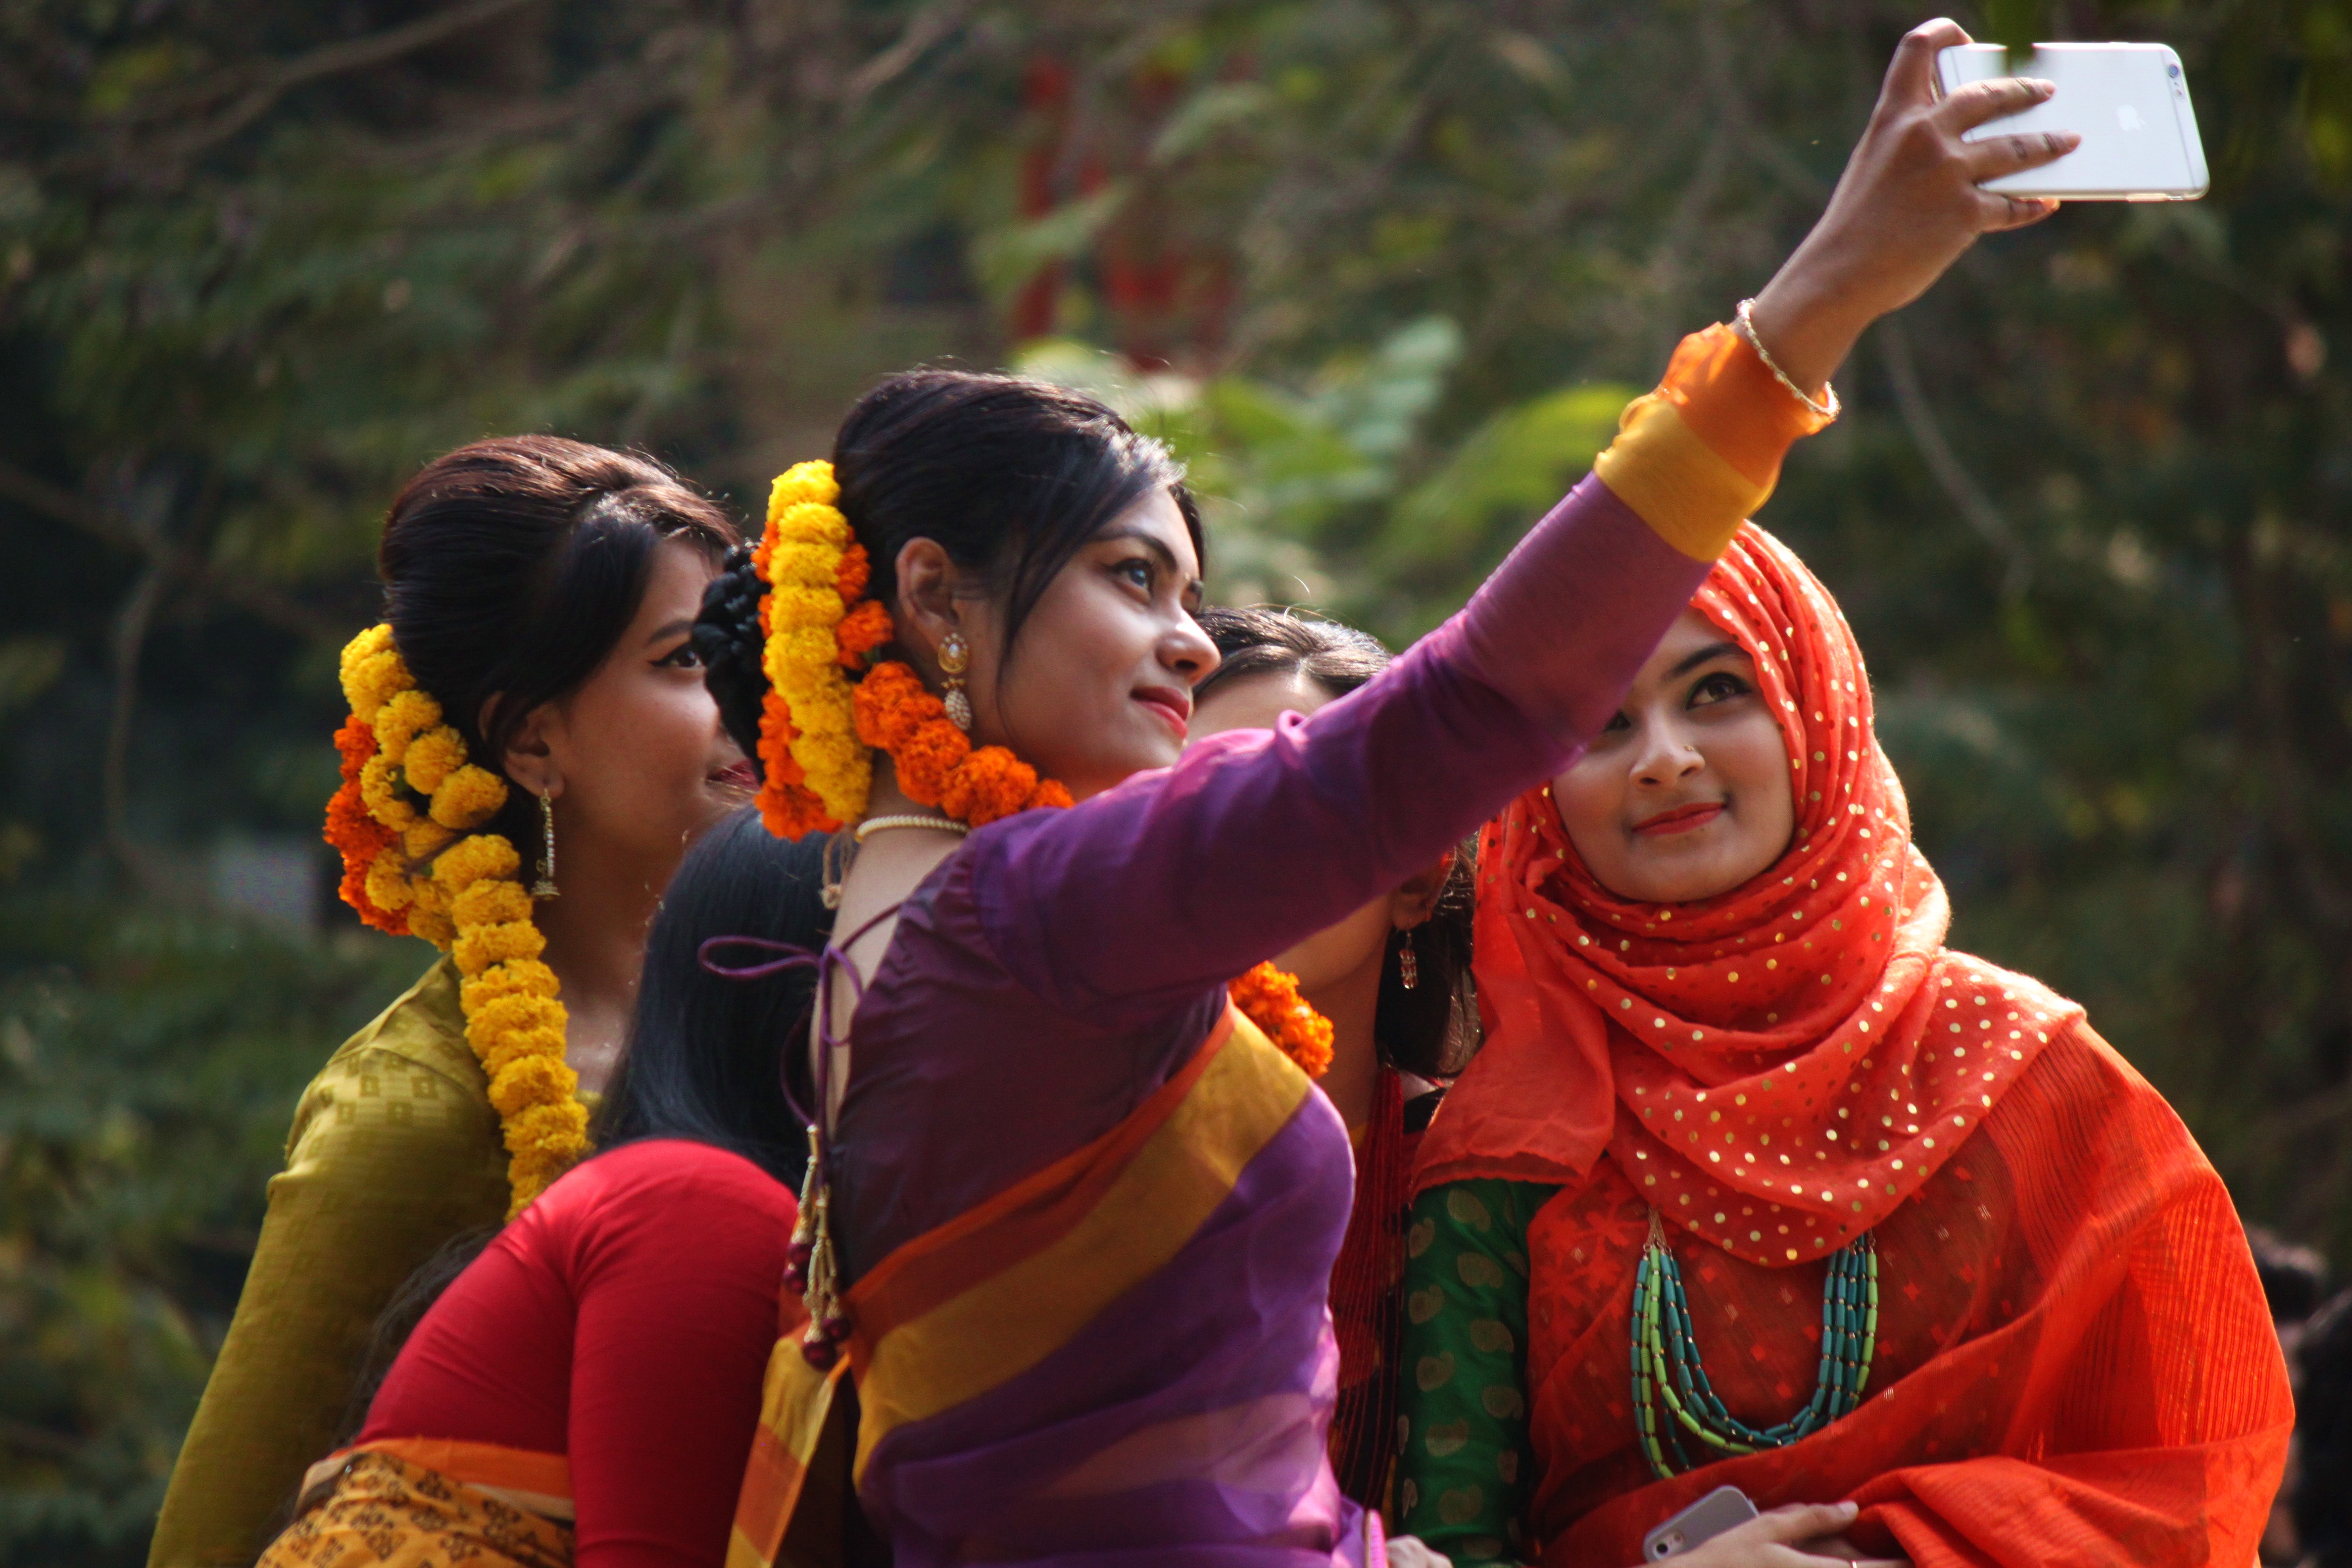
[148,958,510,1567]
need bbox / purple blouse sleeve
[969,474,1710,1027]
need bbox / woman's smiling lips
[1633,800,1725,837]
[1133,686,1192,740]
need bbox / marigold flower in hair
[324,622,587,1214]
[1229,961,1336,1079]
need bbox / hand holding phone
[1636,1498,1913,1568]
[1643,1486,1758,1558]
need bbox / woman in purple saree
[708,26,2076,1564]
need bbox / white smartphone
[1642,1485,1760,1560]
[1934,43,2208,201]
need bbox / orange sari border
[729,1352,850,1568]
[299,1437,572,1521]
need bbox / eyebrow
[1096,528,1205,600]
[645,616,697,645]
[1668,640,1747,678]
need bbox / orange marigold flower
[333,713,376,776]
[853,662,942,751]
[836,599,893,666]
[1230,961,1335,1078]
[835,541,872,603]
[945,747,1039,829]
[761,784,834,840]
[893,721,972,805]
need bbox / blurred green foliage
[7,0,2352,1559]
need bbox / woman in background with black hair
[595,807,836,1187]
[1189,607,1478,1521]
[154,439,755,1568]
[249,810,829,1568]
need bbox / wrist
[1747,267,1877,398]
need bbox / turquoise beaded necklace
[1630,1209,1879,1480]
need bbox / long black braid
[693,543,770,776]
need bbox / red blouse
[361,1139,797,1568]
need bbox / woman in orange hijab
[1395,523,2293,1566]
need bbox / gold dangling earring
[938,631,972,732]
[532,790,560,899]
[1398,928,1420,990]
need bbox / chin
[1614,855,1733,907]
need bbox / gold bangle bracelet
[1734,298,1841,422]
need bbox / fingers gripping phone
[1642,1485,1760,1560]
[1935,43,2208,200]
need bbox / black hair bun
[695,544,769,776]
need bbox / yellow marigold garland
[325,623,588,1215]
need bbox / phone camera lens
[2167,63,2181,77]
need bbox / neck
[531,829,675,1097]
[863,762,933,825]
[1302,947,1385,1133]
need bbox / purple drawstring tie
[697,934,821,981]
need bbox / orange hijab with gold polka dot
[1417,523,2086,1266]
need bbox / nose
[1631,711,1703,787]
[1168,612,1221,686]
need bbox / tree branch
[841,0,974,109]
[0,458,341,643]
[1876,317,2032,596]
[144,0,544,159]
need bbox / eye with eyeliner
[1687,669,1751,708]
[654,640,702,670]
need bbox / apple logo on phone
[2117,103,2146,132]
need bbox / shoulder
[1947,955,2215,1187]
[281,957,499,1179]
[321,955,477,1081]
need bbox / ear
[1389,847,1454,930]
[492,696,564,800]
[892,537,966,676]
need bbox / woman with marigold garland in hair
[698,23,2082,1566]
[1188,606,1477,1521]
[1392,545,2294,1555]
[151,439,755,1568]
